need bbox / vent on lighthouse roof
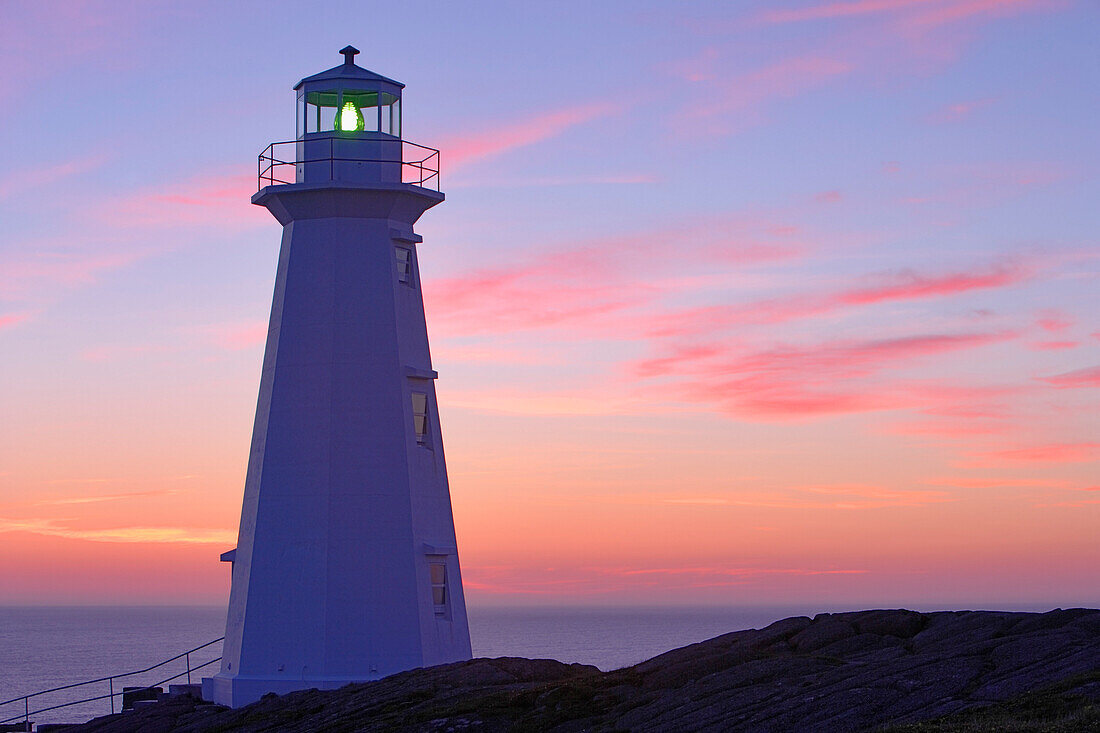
[295,45,405,89]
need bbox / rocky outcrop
[64,608,1100,732]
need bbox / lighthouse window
[411,392,429,444]
[297,92,305,138]
[380,93,400,137]
[303,90,380,133]
[304,91,339,134]
[396,247,412,284]
[429,560,448,615]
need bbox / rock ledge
[65,609,1100,732]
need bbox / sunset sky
[1,0,1097,607]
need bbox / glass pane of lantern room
[380,93,399,137]
[305,91,339,133]
[297,92,305,138]
[343,91,378,132]
[320,104,336,132]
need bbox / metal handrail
[257,136,441,192]
[0,636,224,726]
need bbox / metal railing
[0,637,224,728]
[258,137,441,191]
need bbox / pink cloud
[647,261,1028,339]
[94,172,267,230]
[0,153,109,199]
[1,171,272,310]
[882,381,1027,437]
[208,321,268,351]
[425,219,799,338]
[907,382,1023,417]
[815,190,844,203]
[755,0,933,24]
[895,161,1069,212]
[185,320,268,352]
[0,312,31,331]
[1001,162,1068,188]
[635,330,1017,419]
[36,490,178,506]
[438,102,620,173]
[453,173,660,188]
[0,516,234,545]
[737,332,1012,376]
[651,330,1012,378]
[681,0,1064,141]
[1040,365,1100,388]
[461,563,869,597]
[836,261,1026,305]
[925,476,1072,489]
[927,97,995,123]
[635,345,724,379]
[0,239,149,302]
[613,566,867,578]
[796,483,951,506]
[1035,499,1100,508]
[753,0,1047,27]
[80,344,174,363]
[667,47,722,83]
[0,1,147,104]
[905,0,1047,29]
[1029,340,1078,351]
[442,387,638,417]
[432,342,563,366]
[985,443,1100,463]
[1036,310,1073,332]
[887,418,1011,437]
[680,55,853,132]
[427,260,653,338]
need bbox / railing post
[109,677,114,714]
[24,696,28,725]
[186,651,191,684]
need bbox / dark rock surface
[62,609,1100,732]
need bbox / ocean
[0,604,817,727]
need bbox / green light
[337,101,364,132]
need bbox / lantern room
[257,46,439,190]
[295,46,403,139]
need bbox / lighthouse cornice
[252,182,444,225]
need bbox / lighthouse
[204,47,472,708]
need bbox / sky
[0,0,1097,608]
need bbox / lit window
[411,392,428,444]
[396,247,412,284]
[429,560,447,615]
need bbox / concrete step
[0,722,31,733]
[121,686,161,710]
[168,684,203,699]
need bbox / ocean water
[0,604,814,726]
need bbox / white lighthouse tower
[204,47,472,708]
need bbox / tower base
[202,671,383,708]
